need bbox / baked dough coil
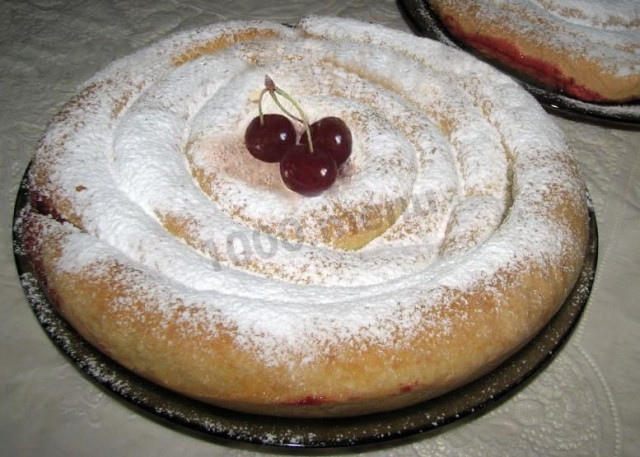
[23,17,590,417]
[428,0,640,102]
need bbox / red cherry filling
[244,114,296,163]
[300,116,352,167]
[280,144,337,197]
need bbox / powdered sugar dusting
[531,0,640,31]
[28,17,588,367]
[434,0,640,77]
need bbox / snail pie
[21,17,590,417]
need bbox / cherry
[280,144,337,197]
[244,114,296,163]
[300,116,352,167]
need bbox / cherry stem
[258,89,267,127]
[257,89,267,125]
[262,75,314,153]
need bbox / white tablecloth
[1,1,638,455]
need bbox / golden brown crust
[429,0,640,102]
[22,186,588,417]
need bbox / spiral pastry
[428,0,640,102]
[22,17,589,417]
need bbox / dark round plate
[13,167,598,450]
[398,0,640,127]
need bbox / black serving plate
[398,0,640,127]
[13,167,598,449]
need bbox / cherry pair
[244,76,352,197]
